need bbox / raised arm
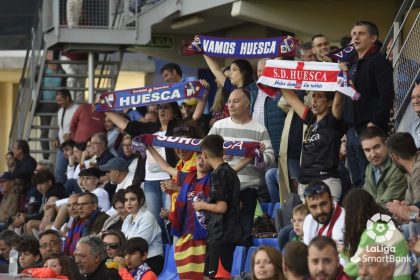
[192,79,210,121]
[146,146,177,177]
[204,55,227,86]
[280,89,308,119]
[332,91,344,120]
[104,112,129,130]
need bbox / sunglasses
[104,242,120,250]
[303,184,329,198]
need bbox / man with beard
[360,127,406,207]
[302,181,345,246]
[308,236,351,280]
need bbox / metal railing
[380,0,420,125]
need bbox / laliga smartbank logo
[366,213,396,242]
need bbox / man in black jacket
[74,236,121,280]
[343,20,394,187]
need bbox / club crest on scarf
[94,81,206,112]
[182,35,299,58]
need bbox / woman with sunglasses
[102,229,126,259]
[121,186,163,275]
[279,87,344,202]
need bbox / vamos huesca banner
[257,60,361,100]
[182,35,299,58]
[94,81,206,112]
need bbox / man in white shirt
[54,89,79,184]
[303,180,345,246]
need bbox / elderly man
[64,193,108,256]
[74,236,121,279]
[208,88,275,246]
[357,244,395,280]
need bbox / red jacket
[70,103,106,142]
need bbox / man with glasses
[302,180,345,246]
[64,193,109,256]
[311,34,331,62]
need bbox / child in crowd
[20,254,72,280]
[193,134,241,280]
[290,204,309,242]
[78,167,110,211]
[17,239,41,270]
[112,237,157,280]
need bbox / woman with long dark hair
[342,188,410,279]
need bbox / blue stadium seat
[244,246,257,273]
[252,238,280,250]
[231,246,247,276]
[272,202,281,217]
[158,244,179,280]
[261,203,274,217]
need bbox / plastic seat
[252,238,280,250]
[261,202,274,218]
[158,244,179,280]
[272,202,281,217]
[231,246,247,276]
[244,246,258,273]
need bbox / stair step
[28,137,54,142]
[31,125,59,130]
[40,87,111,92]
[43,73,114,79]
[31,150,57,154]
[46,60,119,65]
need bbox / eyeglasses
[77,202,94,208]
[303,184,330,198]
[103,242,120,250]
[39,240,61,249]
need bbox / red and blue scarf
[129,263,153,280]
[171,171,211,240]
[64,209,101,256]
[94,81,206,112]
[182,35,299,58]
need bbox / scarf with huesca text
[182,35,299,58]
[94,81,206,112]
[257,60,361,100]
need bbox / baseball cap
[79,167,101,178]
[99,158,129,172]
[0,172,16,182]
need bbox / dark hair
[124,185,146,208]
[251,246,285,280]
[173,120,205,139]
[43,254,72,279]
[201,134,224,158]
[283,241,309,277]
[38,229,61,242]
[79,192,99,205]
[60,140,76,150]
[123,237,149,255]
[75,142,87,151]
[56,89,72,100]
[160,63,182,77]
[387,132,417,160]
[353,20,379,37]
[17,239,41,257]
[15,139,30,155]
[311,34,327,45]
[101,229,126,256]
[6,151,14,158]
[342,188,392,256]
[231,59,254,86]
[112,189,126,207]
[0,230,21,247]
[304,180,332,199]
[359,126,387,144]
[32,170,55,185]
[309,236,338,253]
[301,41,313,51]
